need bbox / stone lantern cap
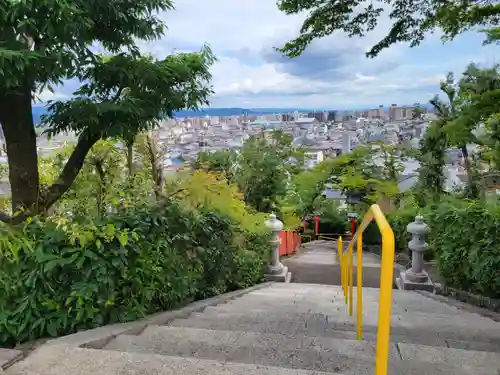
[265,213,283,232]
[407,216,429,235]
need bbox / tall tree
[135,131,167,199]
[457,64,500,168]
[238,135,289,212]
[412,103,425,119]
[432,72,483,196]
[0,0,215,222]
[415,120,447,204]
[277,0,500,58]
[194,149,239,182]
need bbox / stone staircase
[6,283,500,375]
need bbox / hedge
[362,201,500,298]
[362,207,420,254]
[0,201,270,346]
[429,202,500,299]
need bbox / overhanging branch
[0,129,102,223]
[41,130,101,210]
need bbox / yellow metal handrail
[317,234,342,241]
[337,204,395,375]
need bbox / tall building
[389,104,397,121]
[307,111,326,122]
[394,107,404,120]
[327,111,337,121]
[209,116,220,125]
[342,132,352,154]
[378,105,384,119]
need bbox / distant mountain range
[31,106,314,124]
[31,104,432,124]
[33,106,320,124]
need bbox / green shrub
[389,207,420,254]
[0,201,270,346]
[361,207,423,256]
[362,221,382,246]
[300,229,316,243]
[429,202,500,298]
[315,200,349,235]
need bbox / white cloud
[420,75,446,85]
[50,1,499,109]
[36,88,69,103]
[355,73,378,82]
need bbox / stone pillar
[406,216,429,281]
[396,216,434,291]
[264,213,291,283]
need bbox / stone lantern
[396,216,434,291]
[264,213,291,282]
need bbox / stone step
[101,326,500,374]
[236,287,462,308]
[242,287,447,303]
[103,326,395,372]
[169,313,500,348]
[227,297,461,315]
[243,285,415,297]
[193,309,500,337]
[201,306,500,330]
[200,306,500,352]
[4,345,334,375]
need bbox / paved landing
[283,240,392,288]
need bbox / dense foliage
[0,0,215,221]
[277,0,500,58]
[429,202,500,298]
[194,131,298,217]
[0,201,270,346]
[0,131,272,347]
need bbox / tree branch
[165,188,185,199]
[41,130,101,210]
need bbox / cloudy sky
[44,0,499,110]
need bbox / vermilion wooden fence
[278,230,301,256]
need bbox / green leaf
[117,232,128,247]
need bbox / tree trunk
[461,144,476,197]
[42,130,101,210]
[94,160,106,217]
[0,87,40,214]
[146,134,164,199]
[126,141,134,176]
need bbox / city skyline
[30,103,431,123]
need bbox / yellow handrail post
[339,236,346,297]
[356,232,363,340]
[375,225,395,375]
[345,253,348,304]
[343,261,346,297]
[343,204,395,375]
[337,236,342,260]
[349,243,353,316]
[341,257,344,295]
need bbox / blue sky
[39,0,499,109]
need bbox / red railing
[278,230,302,256]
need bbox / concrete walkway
[282,240,338,285]
[283,240,393,288]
